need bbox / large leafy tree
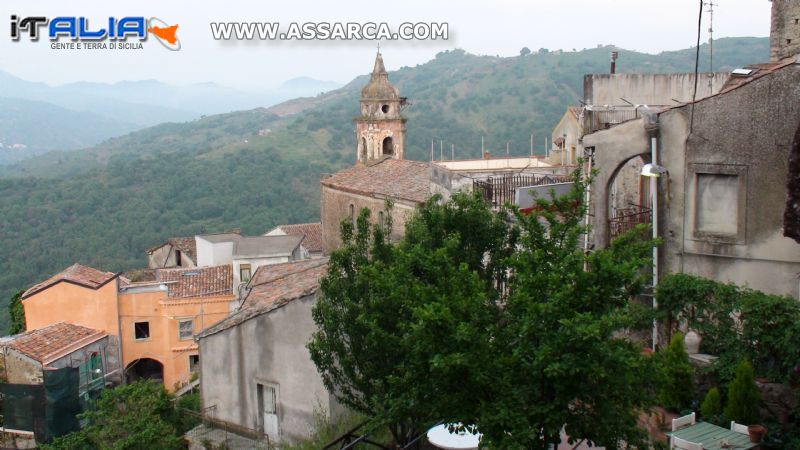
[309,170,656,449]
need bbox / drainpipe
[643,109,660,350]
[583,145,594,269]
[115,278,125,385]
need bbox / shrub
[700,387,722,424]
[724,361,760,425]
[657,332,694,412]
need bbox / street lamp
[641,162,667,350]
[641,163,667,178]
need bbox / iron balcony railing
[609,204,652,239]
[473,174,572,208]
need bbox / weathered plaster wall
[198,294,338,444]
[1,349,42,384]
[584,72,730,106]
[586,65,800,299]
[660,65,800,298]
[22,281,120,336]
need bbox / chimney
[770,0,800,61]
[610,51,619,74]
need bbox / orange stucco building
[21,263,234,391]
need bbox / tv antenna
[706,1,717,90]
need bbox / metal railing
[609,205,652,239]
[473,174,572,208]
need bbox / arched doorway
[607,153,651,241]
[382,136,394,156]
[125,358,164,384]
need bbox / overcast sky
[0,0,771,91]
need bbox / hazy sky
[0,0,771,91]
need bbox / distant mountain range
[0,70,342,162]
[0,37,769,333]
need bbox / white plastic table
[426,424,481,450]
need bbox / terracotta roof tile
[719,57,798,94]
[147,236,197,263]
[23,263,118,299]
[321,159,431,203]
[273,223,324,253]
[2,322,106,365]
[156,265,233,298]
[197,258,328,337]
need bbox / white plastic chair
[670,435,703,450]
[671,412,696,431]
[730,421,748,435]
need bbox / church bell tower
[356,52,407,163]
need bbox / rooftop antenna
[706,1,716,90]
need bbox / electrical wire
[690,0,704,133]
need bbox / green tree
[657,332,694,412]
[700,387,722,424]
[8,289,25,334]
[42,380,183,450]
[309,169,657,449]
[520,47,531,56]
[724,361,760,425]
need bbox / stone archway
[382,136,394,156]
[606,153,652,242]
[125,358,164,384]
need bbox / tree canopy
[308,170,657,449]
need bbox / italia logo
[10,15,181,51]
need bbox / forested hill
[0,37,768,332]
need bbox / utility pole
[431,140,434,161]
[506,141,510,155]
[481,136,484,157]
[451,143,455,161]
[440,140,443,161]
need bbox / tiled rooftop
[271,223,324,253]
[156,265,233,298]
[321,158,431,203]
[1,322,106,365]
[23,263,117,299]
[147,237,197,262]
[197,258,328,338]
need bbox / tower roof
[361,52,400,101]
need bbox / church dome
[361,52,400,101]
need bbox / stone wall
[320,185,417,253]
[770,0,800,61]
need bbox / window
[175,250,182,266]
[134,321,150,340]
[189,354,199,372]
[696,174,738,234]
[382,136,394,155]
[378,211,385,229]
[240,263,252,282]
[349,204,355,226]
[381,104,390,113]
[689,163,747,244]
[178,319,194,341]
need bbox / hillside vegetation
[0,37,768,332]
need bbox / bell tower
[356,51,407,163]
